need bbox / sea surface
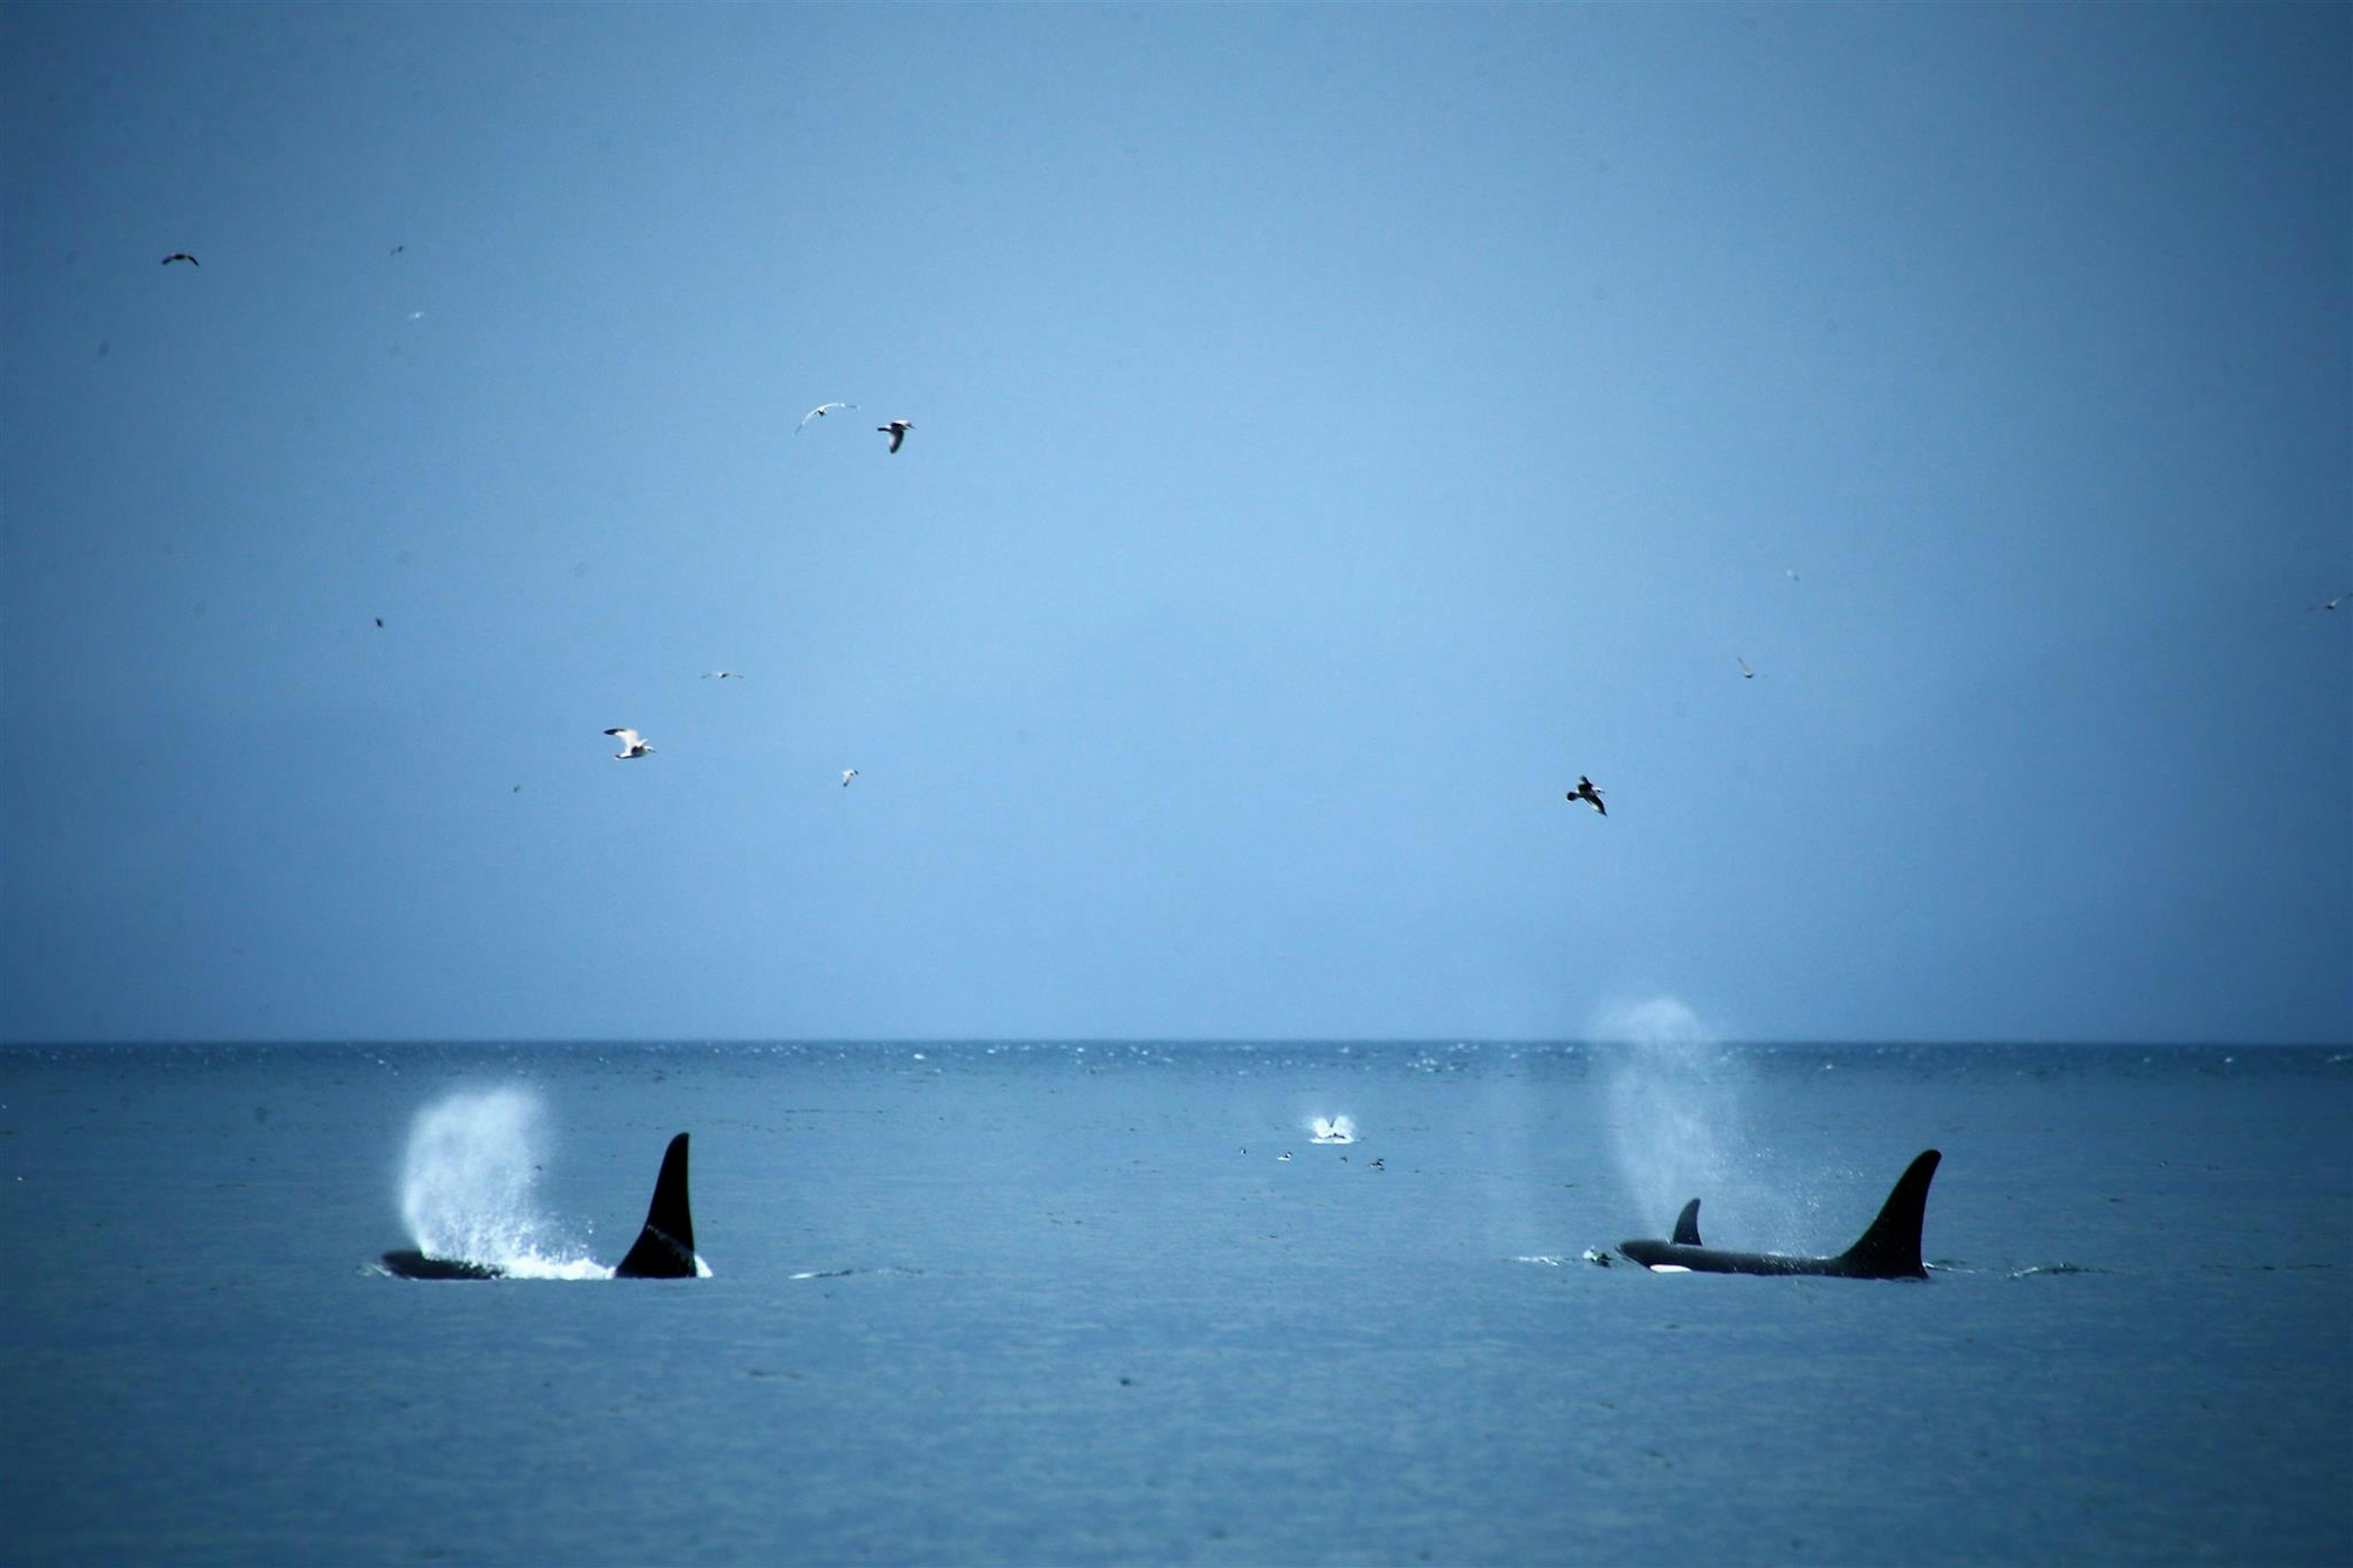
[2,1040,2346,1566]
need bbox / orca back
[380,1249,504,1281]
[613,1132,697,1278]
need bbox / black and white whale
[381,1132,700,1280]
[1616,1149,1941,1279]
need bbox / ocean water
[1,1041,2346,1566]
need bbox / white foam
[1308,1114,1357,1145]
[396,1088,601,1276]
[501,1254,615,1282]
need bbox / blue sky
[3,4,2346,1043]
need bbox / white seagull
[877,419,914,453]
[795,401,855,434]
[604,727,655,760]
[702,670,745,680]
[1737,656,1757,680]
[2306,590,2353,613]
[840,768,859,787]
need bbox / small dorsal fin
[1836,1149,1939,1280]
[614,1132,697,1278]
[1672,1199,1703,1246]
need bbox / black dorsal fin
[1672,1199,1703,1247]
[1836,1149,1939,1279]
[614,1132,697,1278]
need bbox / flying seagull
[390,244,405,256]
[161,252,199,267]
[2306,590,2353,612]
[1737,656,1757,680]
[795,401,856,434]
[374,617,384,629]
[702,670,744,680]
[1567,775,1607,816]
[877,419,914,453]
[840,768,859,788]
[604,727,655,760]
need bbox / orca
[1616,1149,1941,1280]
[381,1131,699,1280]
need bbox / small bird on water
[604,727,655,760]
[1567,776,1607,816]
[877,420,914,453]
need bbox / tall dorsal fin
[614,1132,696,1278]
[1836,1149,1939,1280]
[1672,1199,1703,1246]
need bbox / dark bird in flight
[877,419,914,453]
[1567,776,1607,816]
[161,253,199,267]
[390,244,405,256]
[2306,590,2353,612]
[374,617,384,629]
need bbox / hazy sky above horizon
[3,4,2346,1044]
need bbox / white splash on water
[1308,1114,1357,1145]
[1598,997,1741,1236]
[398,1088,608,1279]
